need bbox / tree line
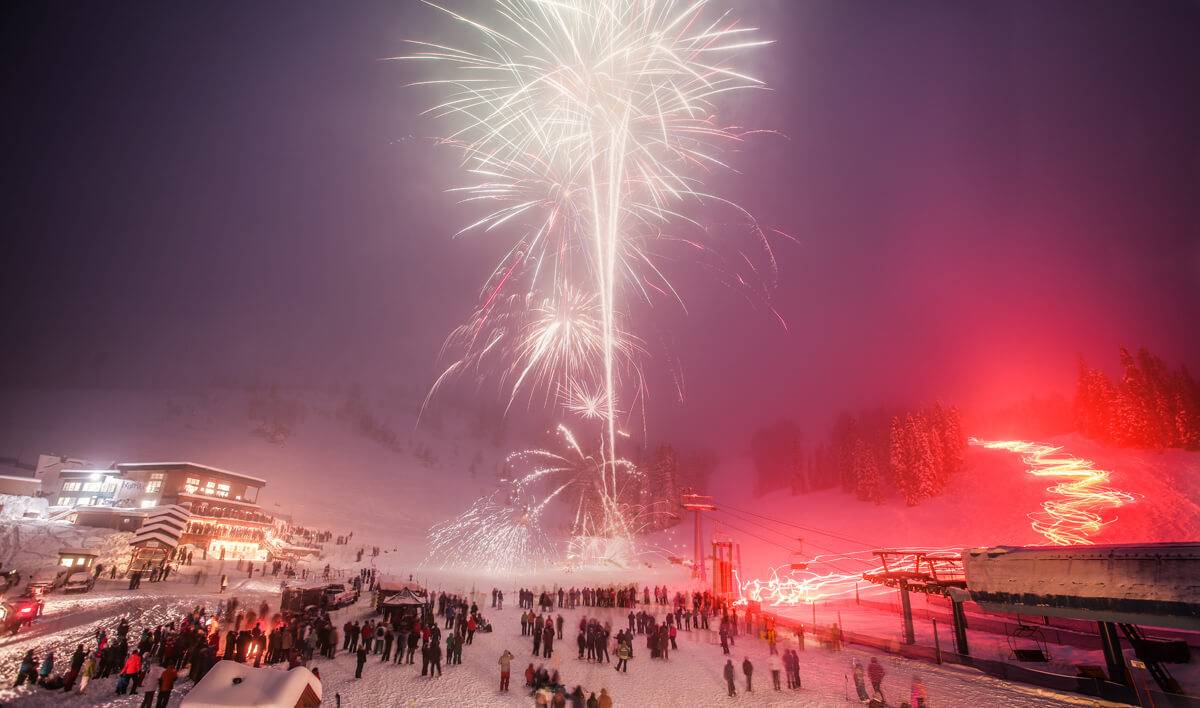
[1075,346,1200,450]
[751,403,967,507]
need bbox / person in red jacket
[466,616,477,645]
[115,650,141,694]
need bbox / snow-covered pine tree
[853,438,884,504]
[946,405,967,474]
[912,413,940,501]
[647,445,681,530]
[1174,367,1200,450]
[888,416,909,502]
[832,414,859,493]
[1140,348,1183,448]
[892,417,924,506]
[922,410,947,494]
[1116,347,1154,447]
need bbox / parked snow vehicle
[323,583,357,609]
[280,582,330,614]
[25,568,62,595]
[62,569,96,593]
[0,596,43,634]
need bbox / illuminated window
[57,497,70,506]
[141,499,156,509]
[184,477,200,494]
[215,483,230,498]
[60,558,74,567]
[82,482,102,492]
[62,482,82,492]
[146,480,162,494]
[150,472,164,480]
[204,480,216,496]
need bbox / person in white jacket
[768,653,783,691]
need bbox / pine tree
[944,405,967,477]
[648,445,681,530]
[888,417,909,501]
[1174,367,1200,450]
[912,414,940,501]
[853,438,884,504]
[831,414,859,493]
[891,417,923,506]
[922,411,947,494]
[1116,347,1153,446]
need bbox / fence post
[932,618,942,664]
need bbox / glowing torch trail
[971,438,1136,546]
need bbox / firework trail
[403,0,776,540]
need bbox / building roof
[381,587,427,606]
[131,505,191,548]
[71,506,148,517]
[181,661,321,708]
[377,575,425,593]
[0,474,40,485]
[59,468,122,479]
[58,548,101,557]
[116,462,267,487]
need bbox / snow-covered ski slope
[1,387,1197,583]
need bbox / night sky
[2,1,1198,449]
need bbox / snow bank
[0,519,132,576]
[0,493,48,520]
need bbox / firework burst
[422,489,564,575]
[406,0,775,555]
[424,423,658,572]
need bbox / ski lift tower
[681,492,716,582]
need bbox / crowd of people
[11,600,258,706]
[10,553,934,708]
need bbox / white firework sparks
[407,0,775,557]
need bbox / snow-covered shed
[181,661,321,708]
[57,548,100,569]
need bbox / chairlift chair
[788,544,808,571]
[1007,622,1051,662]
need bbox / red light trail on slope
[734,439,1136,606]
[970,438,1136,546]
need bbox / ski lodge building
[116,462,273,561]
